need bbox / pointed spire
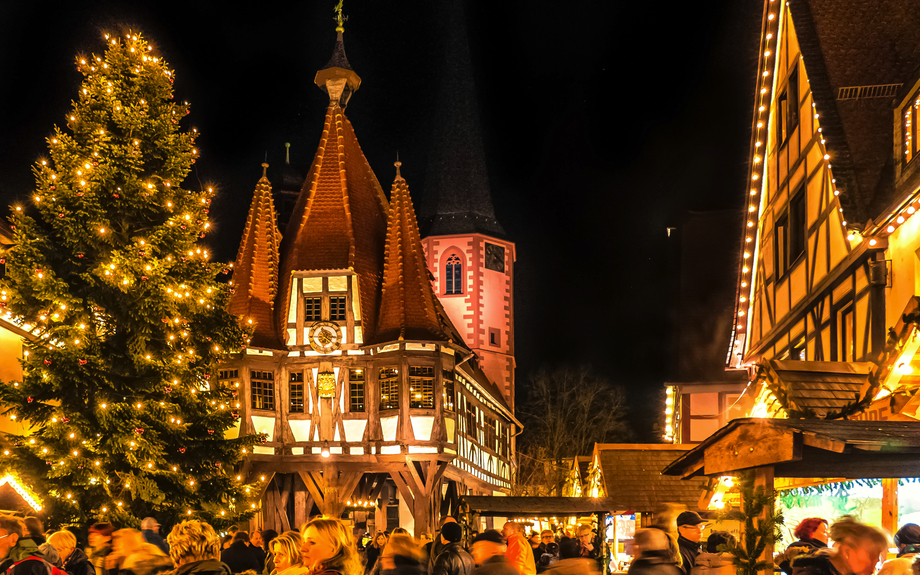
[394,154,402,179]
[285,142,291,165]
[420,2,504,238]
[315,2,361,107]
[277,105,389,345]
[230,163,283,348]
[374,163,459,344]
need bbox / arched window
[445,254,462,295]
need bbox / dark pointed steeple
[420,2,505,238]
[314,2,361,108]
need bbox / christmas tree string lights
[0,31,260,528]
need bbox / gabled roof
[374,163,456,344]
[593,444,708,512]
[276,104,389,345]
[229,164,282,349]
[420,1,504,238]
[788,0,920,224]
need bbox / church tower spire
[420,2,504,237]
[314,1,361,108]
[419,3,516,409]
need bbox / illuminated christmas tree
[0,31,259,528]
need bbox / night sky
[0,1,761,440]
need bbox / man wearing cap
[877,523,920,575]
[433,522,474,575]
[676,512,705,575]
[140,517,170,555]
[470,530,517,575]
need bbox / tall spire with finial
[230,163,282,348]
[420,2,504,238]
[375,160,461,344]
[315,0,361,107]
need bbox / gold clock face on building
[308,321,342,354]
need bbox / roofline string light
[729,0,859,366]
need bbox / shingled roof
[229,164,282,349]
[788,0,920,224]
[374,163,457,344]
[275,102,389,345]
[420,2,504,238]
[594,444,708,512]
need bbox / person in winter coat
[111,529,173,575]
[0,515,51,575]
[432,522,474,575]
[628,529,683,575]
[141,519,170,557]
[265,533,308,575]
[545,537,599,575]
[778,518,829,575]
[23,519,45,547]
[470,531,517,575]
[220,533,261,575]
[876,524,920,575]
[38,544,61,568]
[88,523,115,575]
[260,530,278,575]
[299,517,362,575]
[363,533,387,574]
[791,516,887,575]
[690,532,735,575]
[675,512,706,575]
[165,520,231,575]
[501,523,536,575]
[48,531,93,575]
[427,518,459,575]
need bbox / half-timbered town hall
[223,6,518,537]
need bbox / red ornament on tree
[43,359,52,365]
[27,397,33,403]
[178,448,186,453]
[78,359,87,365]
[61,417,70,423]
[134,427,144,434]
[207,429,214,435]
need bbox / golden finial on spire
[394,153,402,178]
[334,0,345,33]
[261,162,269,179]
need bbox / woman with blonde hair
[267,533,308,575]
[108,529,173,575]
[299,518,361,575]
[47,531,93,575]
[376,532,423,575]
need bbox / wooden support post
[882,478,899,535]
[753,467,775,573]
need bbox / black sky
[0,1,761,440]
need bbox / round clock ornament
[308,320,342,353]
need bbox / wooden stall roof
[662,418,920,479]
[461,496,623,517]
[758,360,872,417]
[595,444,709,512]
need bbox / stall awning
[461,496,623,517]
[662,418,920,479]
[594,444,710,512]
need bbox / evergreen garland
[717,471,784,575]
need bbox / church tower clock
[419,3,516,409]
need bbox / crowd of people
[0,514,602,575]
[624,511,899,575]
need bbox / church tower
[419,3,516,409]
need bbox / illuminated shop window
[409,366,434,409]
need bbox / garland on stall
[717,471,785,575]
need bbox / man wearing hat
[676,512,705,575]
[140,517,169,555]
[470,530,517,575]
[878,523,920,575]
[433,522,474,575]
